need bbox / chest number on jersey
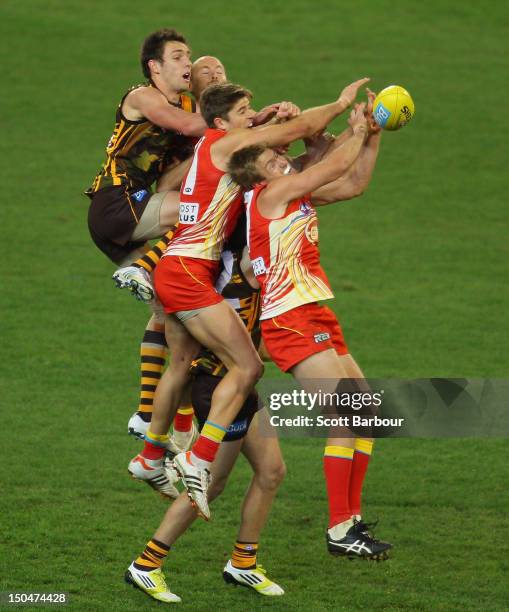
[179,203,199,224]
[251,256,267,276]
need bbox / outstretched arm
[213,78,370,168]
[257,105,368,217]
[312,88,382,204]
[311,130,381,204]
[123,87,207,137]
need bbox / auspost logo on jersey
[227,419,248,434]
[132,189,148,202]
[374,102,391,127]
[314,332,330,343]
[179,203,199,224]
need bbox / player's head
[141,29,192,92]
[200,83,255,130]
[228,145,295,189]
[191,56,227,101]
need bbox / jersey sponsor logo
[305,218,319,244]
[251,256,267,276]
[179,203,199,224]
[374,102,391,127]
[132,189,148,202]
[314,332,330,343]
[227,418,248,434]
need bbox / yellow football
[373,85,415,131]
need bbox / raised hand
[339,77,370,108]
[347,102,368,133]
[275,101,301,122]
[365,87,382,134]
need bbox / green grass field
[1,0,509,609]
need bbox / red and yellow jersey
[87,85,196,194]
[246,183,334,320]
[163,129,243,261]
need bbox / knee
[242,356,264,386]
[256,460,286,492]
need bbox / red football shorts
[154,255,223,314]
[261,302,348,372]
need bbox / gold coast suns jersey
[246,183,334,320]
[163,129,243,261]
[87,85,196,194]
[191,249,261,377]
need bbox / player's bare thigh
[131,190,180,241]
[291,348,354,444]
[184,301,263,375]
[165,314,202,374]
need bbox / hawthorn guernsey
[246,184,333,320]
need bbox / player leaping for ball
[128,79,370,518]
[229,93,392,559]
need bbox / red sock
[349,440,373,516]
[191,435,220,463]
[141,440,166,460]
[174,407,194,433]
[323,445,354,528]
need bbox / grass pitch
[1,1,508,610]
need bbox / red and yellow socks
[190,421,227,468]
[142,430,169,460]
[323,445,354,528]
[231,541,258,570]
[133,539,170,571]
[349,438,373,517]
[174,405,194,433]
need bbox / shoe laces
[149,569,167,590]
[353,518,380,542]
[255,565,267,576]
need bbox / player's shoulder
[125,83,163,104]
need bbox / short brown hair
[140,28,187,79]
[228,145,266,189]
[200,83,252,128]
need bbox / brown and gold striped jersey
[87,85,196,194]
[191,249,261,378]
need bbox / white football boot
[172,452,211,520]
[125,563,181,603]
[112,265,154,303]
[128,454,179,499]
[223,560,284,596]
[173,421,199,453]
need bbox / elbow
[350,184,366,199]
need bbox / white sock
[189,451,211,470]
[328,517,354,540]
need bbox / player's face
[256,149,295,180]
[152,41,192,93]
[222,97,256,130]
[191,56,226,100]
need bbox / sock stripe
[177,406,194,416]
[324,445,354,460]
[354,438,373,455]
[140,352,167,363]
[202,422,227,443]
